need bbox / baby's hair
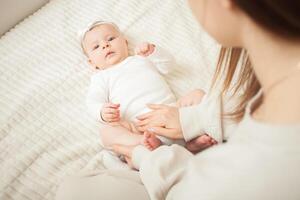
[78,20,120,56]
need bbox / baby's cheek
[95,54,105,64]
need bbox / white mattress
[0,0,219,199]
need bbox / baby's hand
[177,89,206,107]
[135,42,155,57]
[101,103,120,123]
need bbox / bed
[0,0,219,199]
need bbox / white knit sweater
[132,92,300,200]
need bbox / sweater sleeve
[132,145,193,200]
[132,142,246,200]
[179,91,224,143]
[147,46,175,75]
[86,73,108,123]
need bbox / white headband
[78,20,120,54]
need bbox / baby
[81,21,215,156]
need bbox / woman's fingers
[136,104,169,120]
[136,118,150,127]
[136,110,155,120]
[136,118,165,128]
[136,125,146,132]
[148,127,183,139]
[136,119,166,133]
[147,104,168,110]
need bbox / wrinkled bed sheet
[0,0,219,199]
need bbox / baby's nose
[101,42,110,50]
[102,44,109,50]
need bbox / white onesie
[86,46,180,145]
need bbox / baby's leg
[109,120,141,134]
[100,124,143,149]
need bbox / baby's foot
[186,134,217,154]
[142,132,162,151]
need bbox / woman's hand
[177,89,205,107]
[136,104,183,139]
[113,144,136,169]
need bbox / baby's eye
[93,45,99,50]
[108,36,115,41]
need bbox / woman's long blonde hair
[212,0,300,122]
[211,47,261,122]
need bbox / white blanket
[0,0,219,199]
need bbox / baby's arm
[86,74,120,123]
[135,42,175,75]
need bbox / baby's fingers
[105,103,120,108]
[141,44,149,53]
[135,42,151,56]
[103,107,120,115]
[103,113,120,122]
[148,44,155,53]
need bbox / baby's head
[80,21,129,70]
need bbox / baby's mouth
[105,51,115,58]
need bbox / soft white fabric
[0,0,220,199]
[86,46,176,123]
[132,92,300,200]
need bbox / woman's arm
[133,145,193,200]
[179,90,223,142]
[113,142,238,200]
[113,144,193,200]
[136,90,225,143]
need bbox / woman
[56,0,300,199]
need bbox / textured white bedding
[0,0,219,199]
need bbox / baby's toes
[212,139,218,145]
[199,135,211,144]
[145,143,153,151]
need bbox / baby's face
[83,24,129,70]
